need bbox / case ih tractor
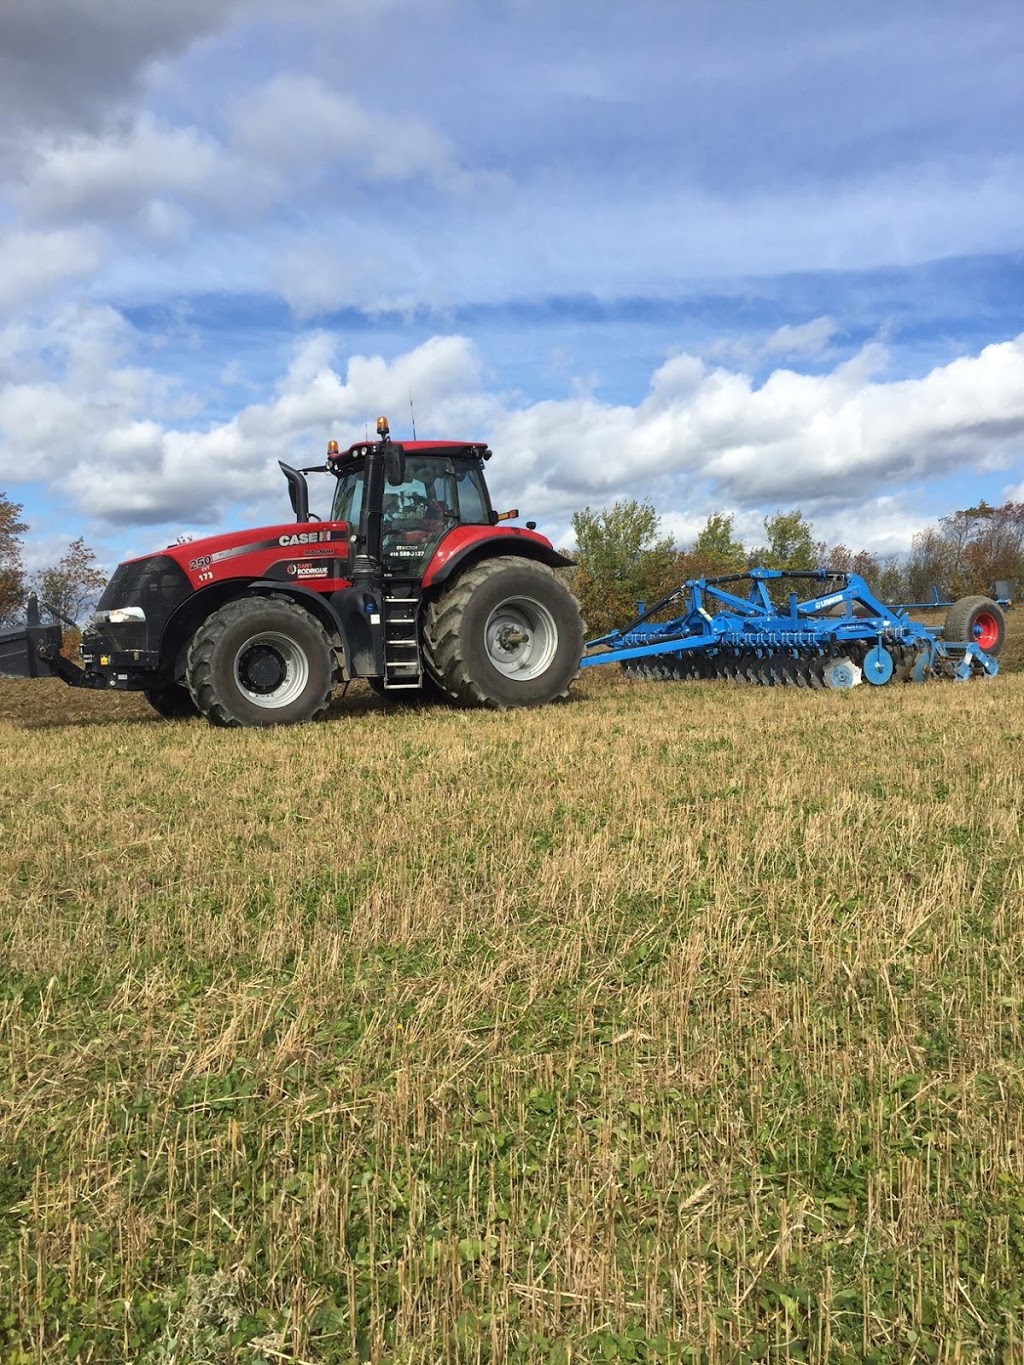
[2,419,585,726]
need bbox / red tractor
[2,419,584,726]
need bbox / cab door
[380,459,459,577]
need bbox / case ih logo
[279,531,331,546]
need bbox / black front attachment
[0,595,84,684]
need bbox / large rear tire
[186,597,338,728]
[943,595,1005,656]
[422,557,584,709]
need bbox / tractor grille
[96,555,192,649]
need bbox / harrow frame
[580,568,1000,688]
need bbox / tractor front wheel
[943,595,1006,656]
[422,557,584,709]
[186,597,338,727]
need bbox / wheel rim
[234,631,309,708]
[973,611,1000,650]
[484,596,558,680]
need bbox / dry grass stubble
[1,640,1024,1362]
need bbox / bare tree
[36,537,108,624]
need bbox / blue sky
[0,0,1022,574]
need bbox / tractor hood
[159,520,353,574]
[99,519,355,599]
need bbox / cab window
[453,460,491,524]
[331,465,363,525]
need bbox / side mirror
[278,461,310,521]
[384,442,406,487]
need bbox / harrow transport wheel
[186,597,338,728]
[943,596,1005,656]
[423,557,584,709]
[145,683,199,719]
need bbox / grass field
[2,621,1023,1363]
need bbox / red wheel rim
[973,611,1000,650]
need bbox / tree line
[568,499,1024,635]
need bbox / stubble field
[1,619,1023,1363]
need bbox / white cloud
[228,73,471,188]
[11,72,498,290]
[710,317,839,367]
[446,334,1024,537]
[801,496,933,558]
[264,231,423,317]
[198,148,1022,317]
[21,116,232,223]
[763,317,838,358]
[2,309,1023,555]
[509,336,1024,514]
[0,315,484,523]
[0,227,104,315]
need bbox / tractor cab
[326,425,498,580]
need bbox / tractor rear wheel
[145,682,198,719]
[186,597,338,727]
[943,595,1006,656]
[422,557,584,709]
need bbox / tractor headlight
[94,606,147,624]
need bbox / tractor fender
[422,526,574,591]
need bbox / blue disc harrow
[580,569,1002,689]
